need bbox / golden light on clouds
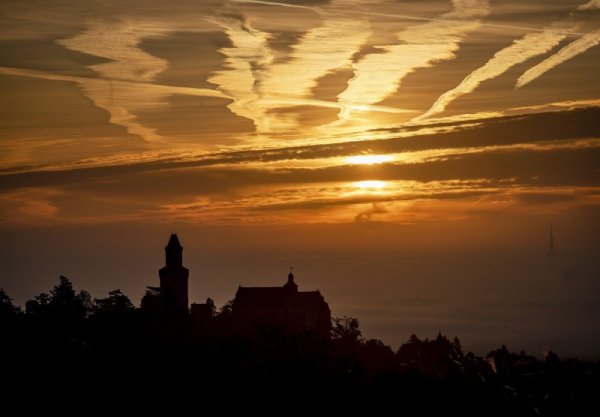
[353,180,388,190]
[345,155,395,165]
[0,0,598,226]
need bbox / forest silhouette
[2,249,599,415]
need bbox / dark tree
[205,297,216,317]
[89,289,139,351]
[24,276,90,351]
[94,289,134,314]
[331,316,362,343]
[0,288,21,317]
[0,289,22,353]
[47,275,90,322]
[218,298,234,317]
[25,292,50,317]
[140,286,161,313]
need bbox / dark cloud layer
[1,107,599,191]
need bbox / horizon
[1,0,599,360]
[3,224,599,359]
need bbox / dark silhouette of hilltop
[0,234,598,415]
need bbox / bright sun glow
[345,155,394,165]
[353,180,387,189]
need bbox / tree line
[1,276,598,416]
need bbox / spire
[165,233,183,267]
[166,233,182,249]
[284,267,298,292]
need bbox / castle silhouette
[154,233,331,338]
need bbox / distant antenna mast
[547,224,557,258]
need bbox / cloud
[514,192,578,204]
[231,0,316,11]
[416,20,579,120]
[0,66,227,99]
[0,188,63,224]
[577,0,600,10]
[261,0,373,103]
[57,18,174,144]
[207,14,275,132]
[516,29,600,88]
[209,1,374,133]
[0,63,228,145]
[336,0,490,121]
[355,202,388,222]
[1,106,599,192]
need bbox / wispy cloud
[57,18,173,144]
[207,15,274,132]
[210,1,374,133]
[577,0,600,10]
[516,29,600,88]
[231,0,312,11]
[0,63,227,145]
[336,0,490,121]
[416,20,579,120]
[0,188,63,224]
[355,202,388,222]
[262,0,372,100]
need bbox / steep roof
[234,286,288,310]
[233,286,328,311]
[166,233,182,249]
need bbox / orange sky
[1,0,599,357]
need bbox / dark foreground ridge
[1,235,598,415]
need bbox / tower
[159,234,189,312]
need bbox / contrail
[260,0,373,129]
[57,19,173,144]
[0,66,228,98]
[517,29,600,88]
[209,1,376,133]
[415,20,579,121]
[578,0,600,10]
[230,0,586,37]
[207,15,274,132]
[336,0,490,121]
[0,66,414,117]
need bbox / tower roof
[166,233,182,249]
[284,268,298,291]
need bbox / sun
[353,180,387,190]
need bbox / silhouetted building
[159,234,189,313]
[149,235,332,340]
[232,271,331,338]
[190,298,215,325]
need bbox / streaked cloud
[1,106,598,228]
[210,0,374,133]
[57,19,174,144]
[578,0,600,10]
[0,188,62,224]
[0,0,599,228]
[417,20,579,120]
[260,0,373,122]
[207,15,274,132]
[516,29,600,88]
[336,0,490,121]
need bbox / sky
[1,0,599,357]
